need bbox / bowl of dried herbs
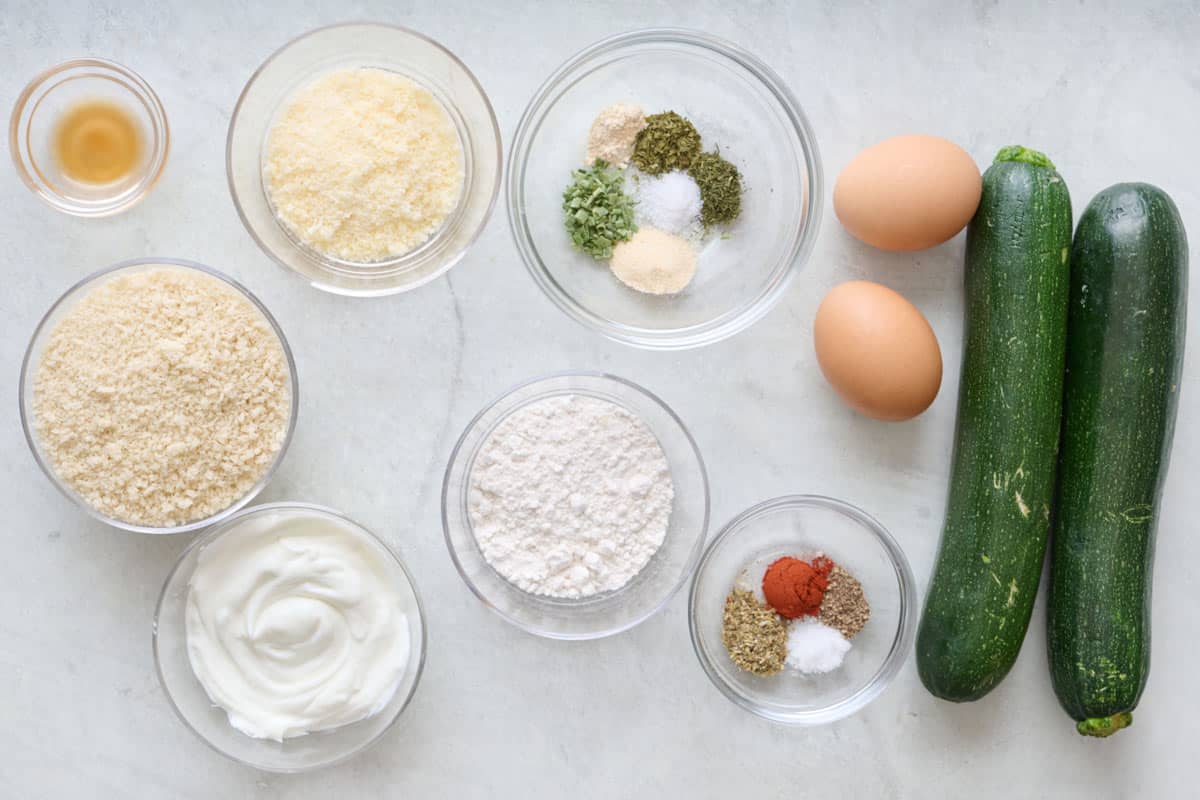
[507,28,823,350]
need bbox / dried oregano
[631,111,702,175]
[688,151,743,226]
[722,589,787,675]
[562,159,637,260]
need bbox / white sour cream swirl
[185,509,410,741]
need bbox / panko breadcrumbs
[32,267,291,527]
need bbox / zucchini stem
[1076,712,1133,738]
[995,145,1055,170]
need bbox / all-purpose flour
[467,394,675,599]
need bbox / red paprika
[762,556,834,619]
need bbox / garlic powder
[586,103,646,169]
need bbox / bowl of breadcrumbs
[19,258,298,533]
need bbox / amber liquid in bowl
[53,100,143,183]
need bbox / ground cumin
[819,564,871,638]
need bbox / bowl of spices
[10,58,169,216]
[19,258,297,534]
[689,495,916,724]
[154,503,426,772]
[507,28,822,349]
[442,372,709,639]
[227,23,502,297]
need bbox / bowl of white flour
[442,372,709,639]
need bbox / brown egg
[834,134,981,251]
[814,281,942,421]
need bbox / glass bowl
[442,372,709,639]
[153,503,427,772]
[227,23,502,297]
[18,258,299,534]
[689,495,916,725]
[9,58,169,217]
[507,28,822,349]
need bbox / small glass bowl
[442,372,710,639]
[153,503,427,772]
[507,28,822,349]
[18,258,298,534]
[689,495,916,725]
[9,58,169,217]
[227,23,502,297]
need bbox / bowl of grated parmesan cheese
[227,23,501,297]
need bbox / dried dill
[562,159,637,260]
[688,151,743,226]
[721,589,787,676]
[631,111,702,175]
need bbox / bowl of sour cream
[153,503,426,772]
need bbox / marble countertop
[3,1,1198,797]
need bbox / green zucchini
[916,146,1072,701]
[1048,183,1187,737]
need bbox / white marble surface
[3,1,1198,797]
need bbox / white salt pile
[634,171,702,236]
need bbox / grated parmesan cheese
[32,267,291,527]
[263,67,465,263]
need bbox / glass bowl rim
[225,20,503,298]
[9,57,170,218]
[18,257,300,535]
[440,370,711,640]
[688,493,917,725]
[151,501,428,773]
[505,26,824,350]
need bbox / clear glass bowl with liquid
[10,58,169,217]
